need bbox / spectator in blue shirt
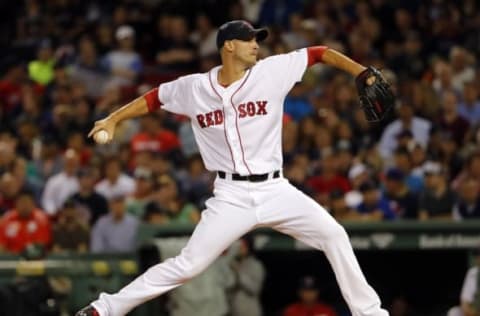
[356,182,396,220]
[90,195,139,253]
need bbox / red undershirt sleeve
[144,87,162,112]
[307,46,328,66]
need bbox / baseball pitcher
[77,20,394,316]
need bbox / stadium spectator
[453,152,480,192]
[155,15,197,71]
[0,189,51,254]
[0,173,22,214]
[94,157,135,200]
[453,178,480,220]
[356,181,396,221]
[437,90,470,146]
[167,249,234,316]
[283,275,337,316]
[125,167,156,218]
[449,46,475,92]
[51,199,89,253]
[383,168,419,219]
[90,195,139,253]
[0,135,17,174]
[31,136,63,187]
[130,114,181,165]
[447,248,480,316]
[190,13,217,58]
[70,167,108,226]
[142,202,169,225]
[379,100,431,160]
[306,152,351,204]
[0,59,27,116]
[70,36,109,98]
[102,25,142,86]
[418,161,456,221]
[229,236,265,316]
[177,153,212,210]
[458,81,480,126]
[28,39,55,85]
[155,174,200,225]
[392,147,423,193]
[41,149,80,215]
[328,190,358,221]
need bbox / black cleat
[75,305,100,316]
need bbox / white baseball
[94,130,109,144]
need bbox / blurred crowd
[1,0,480,257]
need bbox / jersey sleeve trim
[144,87,162,112]
[307,46,328,66]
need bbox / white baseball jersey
[157,48,308,175]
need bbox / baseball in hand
[94,130,109,144]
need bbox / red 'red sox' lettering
[197,101,268,128]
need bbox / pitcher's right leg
[91,197,258,316]
[258,180,388,316]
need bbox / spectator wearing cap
[102,25,142,86]
[453,178,480,221]
[379,99,431,160]
[41,149,80,215]
[343,163,371,210]
[125,167,156,218]
[393,148,423,193]
[90,194,139,253]
[70,167,109,226]
[51,199,89,253]
[95,157,135,200]
[383,168,419,219]
[418,161,456,220]
[355,181,396,221]
[283,275,337,316]
[28,39,55,85]
[0,189,51,254]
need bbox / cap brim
[254,28,268,42]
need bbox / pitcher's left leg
[258,180,388,316]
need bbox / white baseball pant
[92,176,389,316]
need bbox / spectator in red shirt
[306,153,351,204]
[130,114,180,167]
[0,60,26,116]
[0,189,51,253]
[284,275,337,316]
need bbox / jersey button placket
[222,97,245,174]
